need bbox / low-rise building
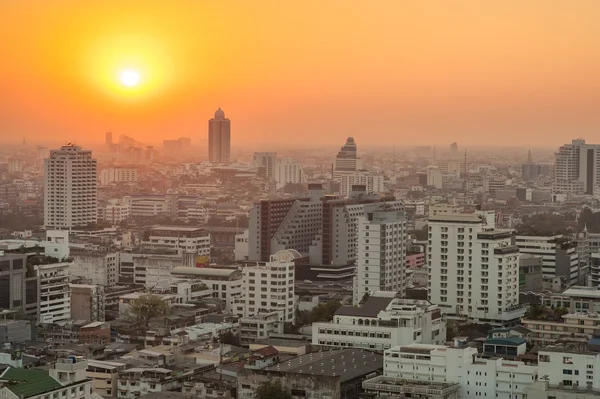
[71,284,105,322]
[522,312,600,346]
[312,292,445,350]
[87,360,127,397]
[141,226,210,256]
[170,267,243,312]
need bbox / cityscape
[3,2,600,399]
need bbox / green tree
[308,300,342,323]
[255,380,292,399]
[516,213,569,236]
[124,294,169,328]
[218,331,239,346]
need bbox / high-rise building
[44,145,98,229]
[274,158,303,189]
[208,108,231,163]
[522,150,551,181]
[252,152,277,180]
[105,131,113,147]
[554,138,600,194]
[428,212,524,325]
[450,142,458,159]
[354,203,407,303]
[333,137,362,177]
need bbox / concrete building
[0,311,32,342]
[515,235,580,286]
[118,293,177,316]
[252,152,277,181]
[208,108,231,163]
[274,158,303,189]
[428,212,524,325]
[0,253,38,315]
[520,254,544,293]
[522,311,600,346]
[591,253,600,288]
[99,168,138,186]
[170,267,243,312]
[537,345,600,390]
[354,202,408,304]
[44,144,98,229]
[70,252,119,287]
[338,171,385,197]
[234,250,296,345]
[554,139,600,195]
[70,284,105,322]
[141,226,210,256]
[363,342,538,399]
[237,348,383,399]
[37,261,71,325]
[86,360,127,398]
[168,279,213,304]
[313,292,446,350]
[97,199,130,225]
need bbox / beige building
[522,312,600,345]
[86,360,127,397]
[71,284,105,322]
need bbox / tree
[219,331,239,346]
[124,294,169,328]
[360,292,370,305]
[406,190,427,199]
[308,300,341,323]
[255,380,292,399]
[283,183,305,194]
[516,213,569,236]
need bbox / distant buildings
[522,150,551,181]
[208,108,231,163]
[274,158,303,189]
[554,138,600,194]
[44,144,98,229]
[99,167,138,186]
[141,226,211,256]
[332,137,384,196]
[252,152,277,180]
[163,137,191,156]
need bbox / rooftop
[265,349,382,382]
[428,213,484,223]
[563,286,600,299]
[335,296,394,318]
[0,367,62,398]
[171,267,241,279]
[484,337,527,346]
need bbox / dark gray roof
[512,326,532,335]
[334,296,393,317]
[266,349,382,382]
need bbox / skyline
[3,1,600,147]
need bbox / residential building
[537,345,600,390]
[170,267,243,312]
[554,139,600,194]
[44,144,98,229]
[0,311,32,342]
[515,235,580,286]
[362,377,461,399]
[237,349,383,399]
[313,292,446,350]
[97,199,130,224]
[70,284,105,322]
[119,251,192,286]
[169,279,213,303]
[37,261,71,325]
[406,252,425,268]
[69,252,119,287]
[520,254,544,293]
[87,360,127,398]
[354,202,408,303]
[118,293,177,316]
[116,367,205,398]
[362,342,538,399]
[274,158,303,189]
[252,152,277,180]
[234,250,296,345]
[79,321,111,344]
[0,253,38,315]
[428,212,524,325]
[338,171,385,197]
[522,311,600,346]
[141,226,210,256]
[208,108,231,163]
[0,357,93,399]
[99,168,138,186]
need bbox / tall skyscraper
[333,137,362,179]
[44,144,98,229]
[274,158,303,189]
[252,152,277,180]
[105,131,113,147]
[450,142,458,159]
[554,138,600,194]
[208,108,231,163]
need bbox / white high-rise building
[554,138,600,194]
[339,171,385,196]
[428,212,524,325]
[208,108,231,163]
[44,145,98,229]
[274,158,303,189]
[354,203,407,304]
[333,137,363,179]
[252,152,277,181]
[515,235,580,286]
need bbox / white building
[208,108,231,163]
[141,226,210,256]
[171,267,243,312]
[427,166,443,189]
[274,158,303,189]
[554,138,600,195]
[428,212,524,325]
[313,292,446,351]
[99,168,138,186]
[354,203,408,304]
[234,250,296,345]
[252,152,277,180]
[515,235,580,286]
[44,144,98,229]
[363,342,538,399]
[169,279,213,303]
[37,261,72,325]
[98,199,130,224]
[70,252,119,287]
[333,137,363,180]
[537,346,600,390]
[338,171,385,197]
[234,230,249,261]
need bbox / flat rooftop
[428,213,484,223]
[562,286,600,299]
[150,226,205,232]
[266,349,382,382]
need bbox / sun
[120,69,140,87]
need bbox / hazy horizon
[3,1,600,147]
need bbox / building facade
[99,168,138,186]
[208,108,231,163]
[515,235,580,286]
[274,158,303,189]
[252,152,277,181]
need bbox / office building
[428,212,524,325]
[362,342,538,399]
[515,235,580,286]
[0,312,32,343]
[252,152,277,180]
[208,107,231,163]
[234,250,296,345]
[333,137,362,178]
[274,158,303,189]
[163,137,191,156]
[313,292,446,350]
[354,202,407,303]
[99,167,138,186]
[44,144,98,229]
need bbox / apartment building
[338,171,385,197]
[0,253,38,316]
[44,144,97,229]
[428,212,524,325]
[274,158,303,189]
[99,167,138,186]
[515,235,580,286]
[86,360,127,397]
[171,267,243,312]
[522,312,600,346]
[354,202,408,304]
[141,226,210,256]
[252,152,277,180]
[312,292,446,350]
[538,345,600,390]
[97,199,131,224]
[69,251,119,287]
[363,342,538,399]
[70,284,105,322]
[37,261,71,325]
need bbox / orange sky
[2,0,600,147]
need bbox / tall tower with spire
[526,150,533,164]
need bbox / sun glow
[120,69,140,87]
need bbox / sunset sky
[2,1,600,147]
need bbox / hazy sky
[2,1,600,147]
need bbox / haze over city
[3,1,600,147]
